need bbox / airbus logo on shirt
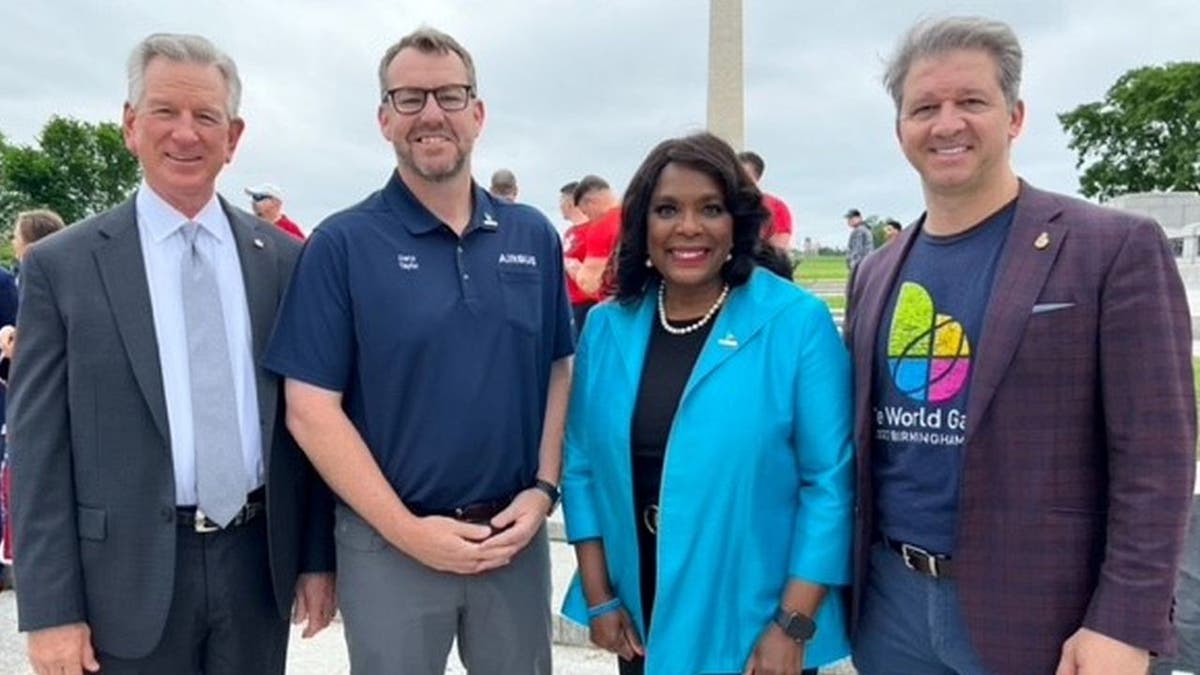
[397,254,419,271]
[498,253,537,267]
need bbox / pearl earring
[725,252,733,262]
[645,257,653,268]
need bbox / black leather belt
[448,499,509,524]
[415,494,515,525]
[884,536,953,578]
[177,486,266,534]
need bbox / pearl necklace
[657,283,730,335]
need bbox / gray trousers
[335,505,552,675]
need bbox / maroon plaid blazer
[846,182,1197,673]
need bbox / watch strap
[532,479,560,514]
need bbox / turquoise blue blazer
[561,268,854,674]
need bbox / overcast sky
[2,1,1197,246]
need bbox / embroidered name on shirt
[397,254,419,271]
[498,253,537,267]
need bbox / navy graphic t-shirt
[872,201,1015,555]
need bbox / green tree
[0,116,140,229]
[1058,62,1200,201]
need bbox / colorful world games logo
[887,282,971,403]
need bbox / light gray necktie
[181,222,245,527]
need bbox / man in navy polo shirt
[264,27,572,675]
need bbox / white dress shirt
[136,184,263,506]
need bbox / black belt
[176,486,266,534]
[884,536,953,579]
[414,493,517,525]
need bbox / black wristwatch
[773,608,816,642]
[532,479,560,515]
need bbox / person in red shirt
[559,180,588,228]
[565,175,620,334]
[561,181,591,331]
[738,151,794,253]
[245,183,305,240]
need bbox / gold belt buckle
[642,505,659,535]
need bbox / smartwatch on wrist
[532,479,560,515]
[772,608,816,642]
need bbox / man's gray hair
[883,17,1023,112]
[378,27,477,98]
[127,33,242,117]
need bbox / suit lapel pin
[1034,232,1050,250]
[717,333,739,349]
[253,238,265,249]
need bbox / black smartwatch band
[533,479,560,514]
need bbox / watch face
[775,609,816,641]
[788,615,815,640]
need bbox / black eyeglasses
[382,84,474,115]
[250,194,274,202]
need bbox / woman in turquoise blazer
[561,132,854,675]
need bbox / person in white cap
[246,183,305,239]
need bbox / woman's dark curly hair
[613,132,770,302]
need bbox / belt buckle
[642,505,659,535]
[192,508,221,534]
[900,542,938,578]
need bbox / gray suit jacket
[7,195,335,658]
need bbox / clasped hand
[396,487,550,575]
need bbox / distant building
[1110,191,1200,258]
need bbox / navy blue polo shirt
[264,172,574,514]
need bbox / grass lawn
[793,255,849,285]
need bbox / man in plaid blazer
[846,17,1197,674]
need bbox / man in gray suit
[7,33,335,675]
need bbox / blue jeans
[1154,495,1200,674]
[853,542,990,675]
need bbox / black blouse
[630,312,718,511]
